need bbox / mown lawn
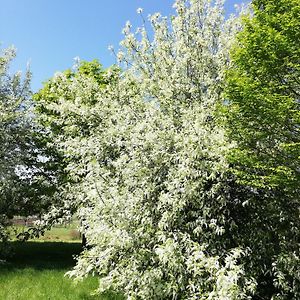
[0,228,123,300]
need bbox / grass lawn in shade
[0,227,123,300]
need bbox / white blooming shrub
[36,0,256,298]
[0,46,31,252]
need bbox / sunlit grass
[37,226,82,242]
[10,220,81,242]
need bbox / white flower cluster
[136,7,143,14]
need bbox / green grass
[10,222,82,242]
[36,226,82,242]
[0,240,123,300]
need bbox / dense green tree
[225,0,300,298]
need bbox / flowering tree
[35,0,256,298]
[0,45,59,253]
[0,46,32,248]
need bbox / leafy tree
[225,0,300,298]
[0,46,32,247]
[0,46,61,252]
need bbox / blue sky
[0,0,246,91]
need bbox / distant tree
[0,46,66,252]
[0,46,32,247]
[225,0,300,298]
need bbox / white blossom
[107,45,114,51]
[136,7,143,14]
[38,0,254,298]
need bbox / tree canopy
[225,0,300,298]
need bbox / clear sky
[0,0,246,92]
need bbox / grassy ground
[0,227,123,300]
[10,222,81,242]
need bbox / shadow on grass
[0,241,124,300]
[0,241,82,271]
[78,291,124,300]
